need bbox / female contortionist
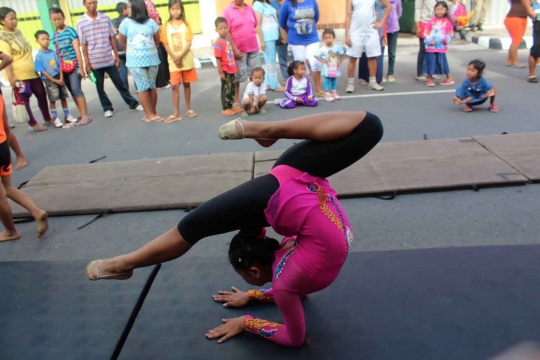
[86,110,384,347]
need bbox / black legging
[178,112,384,244]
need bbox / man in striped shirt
[77,0,142,118]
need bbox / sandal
[489,105,500,113]
[463,104,473,112]
[143,116,164,123]
[185,110,197,118]
[86,260,133,281]
[78,116,92,126]
[258,109,267,114]
[164,115,183,123]
[527,76,538,83]
[510,63,526,68]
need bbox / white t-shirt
[350,0,378,35]
[243,81,267,100]
[289,77,309,96]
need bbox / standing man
[270,0,289,85]
[470,0,491,31]
[77,0,142,118]
[414,0,436,81]
[112,2,133,93]
[345,0,391,92]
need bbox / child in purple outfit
[279,61,318,109]
[385,0,402,81]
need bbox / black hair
[49,7,65,17]
[229,230,280,272]
[116,2,128,15]
[287,60,304,77]
[168,0,186,21]
[35,30,49,39]
[434,1,449,18]
[468,59,486,78]
[288,0,298,8]
[252,67,265,76]
[215,16,228,28]
[129,0,149,24]
[322,28,335,39]
[253,0,270,3]
[0,7,16,27]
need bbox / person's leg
[105,66,139,109]
[242,98,252,115]
[2,174,48,237]
[68,70,90,121]
[470,0,484,29]
[234,54,250,107]
[417,37,426,77]
[147,66,159,116]
[119,57,130,92]
[529,53,537,79]
[289,44,306,62]
[89,173,280,277]
[257,94,267,110]
[348,57,358,79]
[92,67,114,112]
[323,76,331,92]
[505,17,526,66]
[183,82,191,112]
[306,42,322,93]
[368,57,377,79]
[8,133,27,170]
[264,41,280,90]
[276,43,289,82]
[0,177,19,242]
[387,32,398,78]
[28,78,52,122]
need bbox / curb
[466,34,533,50]
[197,51,296,69]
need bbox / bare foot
[0,230,21,242]
[35,211,49,238]
[15,156,28,170]
[86,258,133,281]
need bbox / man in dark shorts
[528,2,540,83]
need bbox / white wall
[466,0,510,26]
[198,0,218,37]
[2,0,39,14]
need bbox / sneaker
[104,110,114,118]
[131,105,144,111]
[324,92,334,102]
[346,83,354,93]
[53,118,64,128]
[368,82,384,91]
[65,114,78,123]
[273,98,282,105]
[331,91,341,100]
[440,79,455,86]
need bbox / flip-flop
[489,105,500,113]
[185,110,197,118]
[510,63,526,68]
[258,109,267,115]
[78,116,92,126]
[164,115,183,123]
[527,76,538,83]
[143,116,164,123]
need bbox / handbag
[278,28,288,45]
[55,31,77,73]
[12,91,29,124]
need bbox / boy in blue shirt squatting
[453,59,499,113]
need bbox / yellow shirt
[160,20,195,72]
[0,29,39,80]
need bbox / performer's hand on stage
[213,287,250,308]
[206,316,245,344]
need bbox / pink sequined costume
[242,165,354,347]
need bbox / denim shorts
[63,70,84,98]
[44,75,69,102]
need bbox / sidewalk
[464,24,534,50]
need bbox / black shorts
[531,21,540,59]
[0,140,12,176]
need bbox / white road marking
[339,89,455,99]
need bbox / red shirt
[214,37,238,74]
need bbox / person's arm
[177,22,193,61]
[118,33,127,51]
[279,2,289,31]
[306,77,314,98]
[243,290,305,347]
[444,19,453,44]
[522,0,537,18]
[313,0,320,23]
[109,19,120,68]
[77,22,92,74]
[345,0,353,46]
[375,0,392,28]
[415,0,423,37]
[0,42,17,89]
[71,29,86,78]
[283,77,296,100]
[254,10,266,51]
[0,52,13,72]
[397,0,403,18]
[215,58,225,80]
[2,97,11,139]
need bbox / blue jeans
[324,77,337,91]
[63,69,84,98]
[93,65,139,112]
[276,43,289,81]
[263,40,281,89]
[118,57,129,92]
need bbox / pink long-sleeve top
[242,165,354,347]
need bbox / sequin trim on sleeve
[274,242,297,280]
[244,315,284,338]
[248,288,274,302]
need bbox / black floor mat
[120,245,540,360]
[0,261,159,360]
